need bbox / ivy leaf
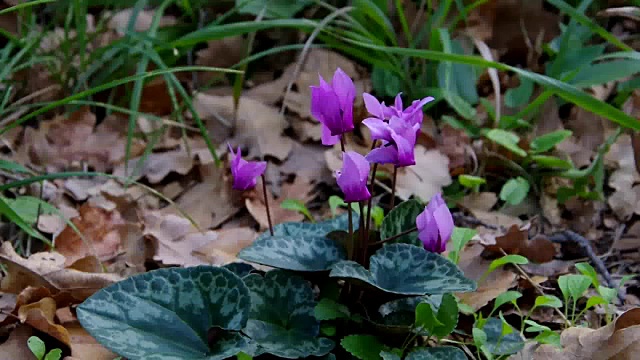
[341,335,385,360]
[243,270,334,358]
[315,298,350,321]
[330,244,476,295]
[77,266,251,359]
[379,199,423,246]
[406,346,468,360]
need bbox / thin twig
[261,174,274,236]
[369,226,417,247]
[499,248,570,327]
[364,140,379,241]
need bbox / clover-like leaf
[243,270,334,358]
[329,244,476,295]
[380,199,423,246]
[406,346,467,360]
[482,317,524,355]
[238,235,346,271]
[77,266,250,360]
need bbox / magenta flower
[336,151,371,202]
[228,144,267,191]
[363,92,434,126]
[363,116,420,167]
[416,193,454,254]
[310,68,356,146]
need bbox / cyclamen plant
[75,69,477,360]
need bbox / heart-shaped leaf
[243,270,334,358]
[256,213,355,241]
[406,346,468,360]
[238,235,346,271]
[77,266,251,359]
[329,244,476,295]
[380,199,423,246]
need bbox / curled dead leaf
[18,297,70,347]
[483,224,556,263]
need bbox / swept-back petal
[363,93,385,119]
[363,118,393,141]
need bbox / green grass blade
[0,66,241,136]
[0,196,51,245]
[0,0,54,16]
[547,0,632,51]
[330,37,640,130]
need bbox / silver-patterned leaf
[329,244,476,295]
[255,213,356,241]
[77,266,250,359]
[483,317,525,355]
[243,270,335,358]
[406,346,468,360]
[238,235,346,271]
[380,199,423,246]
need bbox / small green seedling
[27,336,62,360]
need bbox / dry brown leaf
[246,175,315,230]
[605,134,640,219]
[456,243,517,311]
[395,146,452,202]
[159,160,242,230]
[438,124,470,173]
[55,204,125,266]
[0,242,120,299]
[279,141,333,183]
[482,224,556,263]
[0,292,17,322]
[194,93,292,160]
[459,192,498,212]
[196,36,247,84]
[143,212,216,266]
[18,297,71,347]
[0,325,34,360]
[19,108,145,172]
[113,146,194,184]
[521,308,640,359]
[192,227,258,266]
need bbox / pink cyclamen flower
[416,193,454,254]
[362,92,434,126]
[336,151,371,202]
[363,115,420,167]
[228,144,267,191]
[310,68,356,146]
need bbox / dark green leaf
[492,291,522,313]
[415,294,458,337]
[222,263,255,278]
[341,335,385,360]
[380,199,423,246]
[505,77,534,108]
[255,213,355,241]
[499,177,530,205]
[330,244,476,295]
[380,351,402,360]
[238,235,346,271]
[77,266,251,359]
[482,317,524,355]
[372,66,402,97]
[531,130,573,153]
[575,262,599,288]
[243,270,334,358]
[406,346,468,360]
[315,298,350,321]
[531,155,573,169]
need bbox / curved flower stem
[390,165,398,210]
[261,174,274,236]
[369,226,417,247]
[347,203,354,260]
[364,140,379,242]
[340,134,346,152]
[358,202,366,264]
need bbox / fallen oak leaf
[18,297,71,348]
[482,224,556,263]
